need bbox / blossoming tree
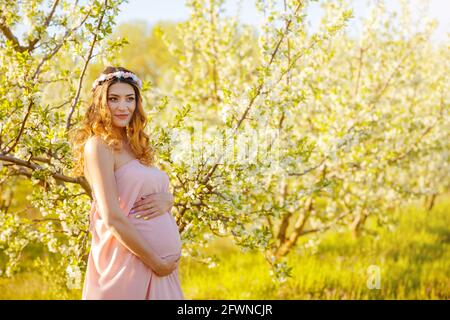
[0,0,448,289]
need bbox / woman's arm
[107,218,180,276]
[84,137,178,276]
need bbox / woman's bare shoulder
[84,136,114,162]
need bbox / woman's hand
[153,253,181,277]
[130,192,174,220]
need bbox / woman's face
[107,82,136,128]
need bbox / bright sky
[114,0,449,42]
[12,0,449,43]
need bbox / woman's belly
[128,212,182,258]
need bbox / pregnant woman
[70,66,184,299]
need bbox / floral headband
[92,71,142,90]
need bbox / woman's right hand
[153,253,181,277]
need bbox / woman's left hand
[130,192,174,220]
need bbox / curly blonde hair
[69,66,155,177]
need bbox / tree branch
[0,154,91,196]
[2,97,34,154]
[66,0,109,131]
[27,0,61,52]
[201,1,304,186]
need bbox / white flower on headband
[92,71,143,90]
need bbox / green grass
[181,196,450,299]
[1,196,449,299]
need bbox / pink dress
[82,159,184,300]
